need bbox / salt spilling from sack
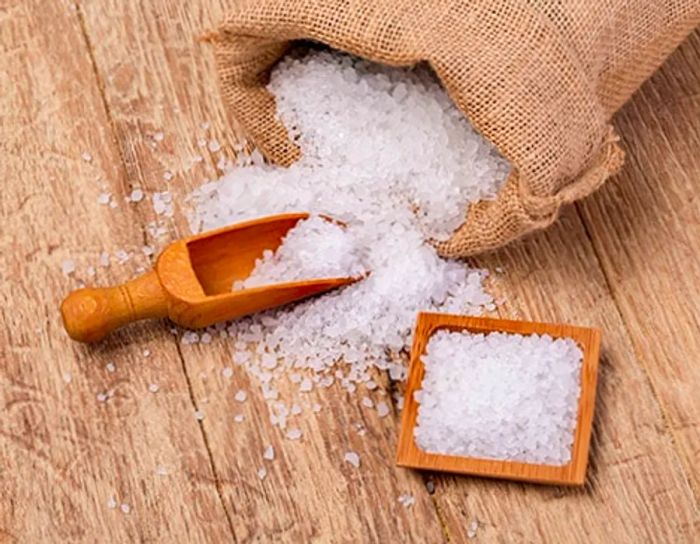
[233,216,366,290]
[190,50,509,394]
[414,330,583,465]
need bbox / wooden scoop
[61,213,360,343]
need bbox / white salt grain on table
[414,330,583,465]
[189,49,508,397]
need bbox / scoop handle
[60,270,169,343]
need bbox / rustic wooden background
[1,1,698,542]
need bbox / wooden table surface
[1,2,698,542]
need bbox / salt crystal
[61,259,75,276]
[142,245,155,257]
[106,497,117,509]
[142,349,151,358]
[234,414,245,422]
[257,467,267,480]
[120,503,131,514]
[163,170,174,181]
[263,445,275,460]
[285,428,302,440]
[62,372,72,384]
[156,465,168,476]
[129,188,144,202]
[200,332,212,344]
[208,139,221,153]
[221,367,233,379]
[343,451,360,468]
[376,401,390,418]
[148,383,159,393]
[106,362,116,373]
[234,390,247,402]
[414,330,583,465]
[398,494,415,508]
[467,520,478,539]
[97,192,111,205]
[81,151,92,162]
[96,392,108,403]
[361,397,374,408]
[291,404,302,415]
[299,378,313,392]
[312,403,322,413]
[194,410,205,421]
[153,131,164,142]
[99,251,110,267]
[86,266,96,277]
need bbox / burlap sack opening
[207,0,699,257]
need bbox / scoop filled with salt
[60,213,364,343]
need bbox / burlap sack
[207,1,700,257]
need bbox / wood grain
[397,313,601,486]
[578,30,700,496]
[75,1,446,541]
[0,1,233,541]
[1,1,698,542]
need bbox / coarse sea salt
[233,216,366,290]
[414,330,583,465]
[188,49,508,400]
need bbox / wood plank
[578,30,700,495]
[77,1,447,541]
[429,207,699,542]
[0,1,233,541]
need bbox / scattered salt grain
[106,497,117,509]
[181,331,199,345]
[208,139,221,153]
[120,503,131,514]
[97,192,111,205]
[344,451,361,468]
[467,520,479,539]
[99,251,110,267]
[81,151,92,163]
[234,390,247,402]
[148,383,159,393]
[312,403,322,413]
[142,245,155,257]
[106,362,116,373]
[299,378,313,393]
[398,494,415,508]
[361,397,374,408]
[96,392,108,403]
[62,372,72,384]
[263,445,275,460]
[257,468,267,480]
[163,170,174,181]
[291,404,302,415]
[376,401,390,418]
[156,465,168,476]
[194,410,205,421]
[285,428,302,440]
[222,367,234,379]
[61,259,75,276]
[129,188,144,203]
[86,266,96,277]
[234,414,245,423]
[414,330,583,465]
[142,349,151,358]
[200,332,212,344]
[153,131,164,142]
